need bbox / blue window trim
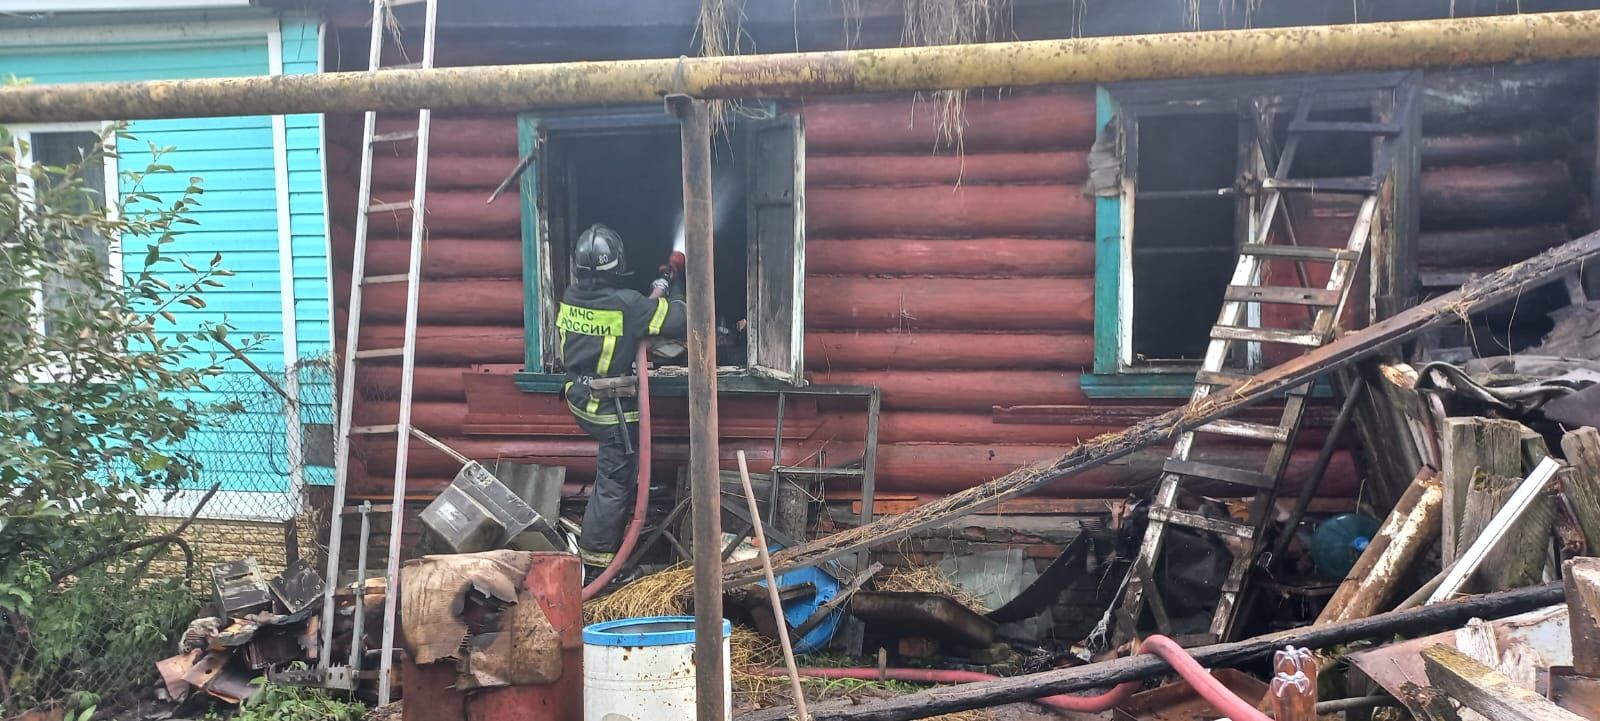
[1082,86,1194,399]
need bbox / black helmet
[574,223,628,278]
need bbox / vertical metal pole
[671,95,726,721]
[349,501,372,672]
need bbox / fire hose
[759,635,1271,720]
[581,251,681,601]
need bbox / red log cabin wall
[326,62,1592,538]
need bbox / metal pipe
[673,95,726,721]
[7,12,1600,123]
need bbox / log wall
[327,63,1594,516]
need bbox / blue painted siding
[0,17,333,510]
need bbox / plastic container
[583,616,731,721]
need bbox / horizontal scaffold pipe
[4,11,1600,122]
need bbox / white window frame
[8,123,121,359]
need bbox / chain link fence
[0,357,338,716]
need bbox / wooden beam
[1565,557,1600,677]
[1421,645,1586,721]
[1316,467,1441,625]
[737,583,1565,721]
[1559,427,1600,556]
[738,232,1600,584]
[1428,458,1562,604]
[1440,417,1525,565]
[8,12,1600,122]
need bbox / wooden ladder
[315,0,439,705]
[1115,79,1417,645]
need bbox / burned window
[1127,111,1243,366]
[518,109,804,383]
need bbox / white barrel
[583,616,731,721]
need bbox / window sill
[1080,372,1335,400]
[514,369,803,396]
[1079,373,1198,399]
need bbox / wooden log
[1422,62,1592,133]
[1420,161,1576,231]
[738,231,1600,584]
[1315,467,1442,625]
[809,370,1086,411]
[806,151,1087,188]
[350,324,525,364]
[342,277,523,324]
[807,185,1093,238]
[378,115,519,157]
[805,277,1094,331]
[802,92,1096,154]
[991,402,1342,429]
[806,238,1094,278]
[820,411,1122,446]
[1418,225,1569,271]
[335,189,523,237]
[1421,645,1585,721]
[1559,427,1600,556]
[1420,126,1573,168]
[1440,417,1526,565]
[805,331,1093,371]
[1565,557,1600,677]
[334,238,524,279]
[736,584,1566,721]
[356,365,470,401]
[370,154,516,192]
[353,400,469,435]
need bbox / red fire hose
[581,342,654,600]
[761,635,1270,720]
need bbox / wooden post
[1440,418,1525,565]
[1565,557,1600,677]
[1428,458,1562,604]
[672,95,726,721]
[1316,467,1441,624]
[1560,428,1600,556]
[1422,645,1585,721]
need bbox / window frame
[512,105,807,392]
[1084,72,1414,399]
[7,123,122,378]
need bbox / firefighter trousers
[575,416,641,555]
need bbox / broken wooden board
[731,231,1600,584]
[1423,645,1586,721]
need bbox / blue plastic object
[1310,513,1381,579]
[582,616,732,647]
[758,558,843,653]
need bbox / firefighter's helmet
[574,223,628,278]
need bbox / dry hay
[875,565,989,613]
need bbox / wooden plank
[1559,427,1600,556]
[737,232,1600,585]
[1565,557,1600,677]
[1316,467,1441,625]
[1163,459,1276,490]
[1421,645,1585,721]
[1223,285,1341,306]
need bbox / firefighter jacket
[559,280,687,424]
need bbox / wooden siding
[0,17,331,513]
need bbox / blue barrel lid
[583,616,732,647]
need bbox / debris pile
[156,558,325,705]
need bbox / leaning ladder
[316,0,439,705]
[1116,80,1416,645]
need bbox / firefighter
[561,223,686,582]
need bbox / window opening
[1129,111,1240,365]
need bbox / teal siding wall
[0,17,332,512]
